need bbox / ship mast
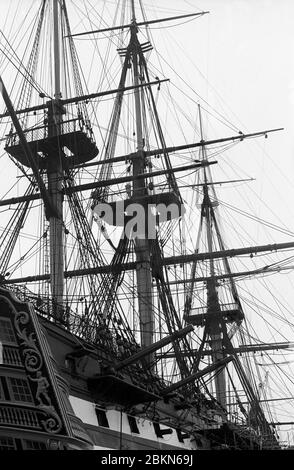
[49,0,64,318]
[53,0,61,99]
[198,105,227,409]
[130,0,154,350]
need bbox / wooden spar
[161,356,234,395]
[161,241,294,265]
[68,12,210,38]
[3,125,279,173]
[62,79,169,105]
[227,397,294,406]
[0,193,42,207]
[184,177,255,188]
[0,124,281,206]
[156,342,294,359]
[0,160,216,207]
[113,324,194,371]
[0,79,169,119]
[165,265,294,286]
[269,421,294,426]
[66,161,216,194]
[4,240,294,284]
[72,128,283,170]
[144,128,283,157]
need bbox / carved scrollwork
[39,407,63,434]
[14,311,32,345]
[24,349,43,372]
[14,310,29,326]
[1,295,66,436]
[14,311,43,372]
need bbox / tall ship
[0,0,293,450]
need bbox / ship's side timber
[38,313,262,450]
[38,314,222,449]
[39,310,276,450]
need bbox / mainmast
[49,0,64,318]
[130,0,153,350]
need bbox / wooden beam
[74,128,283,170]
[0,79,169,118]
[0,160,216,207]
[227,397,294,406]
[161,356,234,395]
[167,265,294,285]
[68,12,210,38]
[3,241,294,285]
[65,161,216,195]
[164,241,294,266]
[269,422,294,426]
[114,324,194,371]
[156,342,294,359]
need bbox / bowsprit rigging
[0,0,291,451]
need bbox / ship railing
[6,117,95,147]
[2,345,22,367]
[190,302,240,316]
[228,413,247,427]
[230,420,260,440]
[219,302,240,311]
[4,284,129,358]
[5,284,88,330]
[0,403,41,429]
[190,305,207,316]
[68,414,94,445]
